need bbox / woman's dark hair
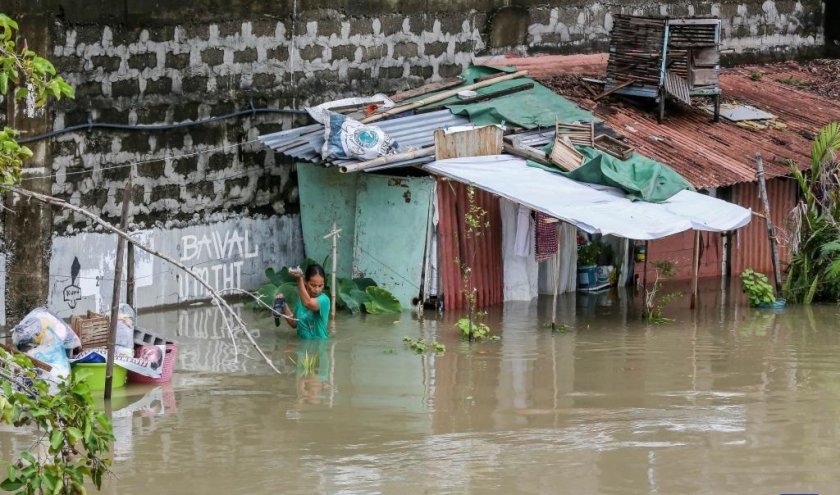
[305,263,326,281]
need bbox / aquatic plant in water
[644,260,683,324]
[740,269,776,307]
[402,337,445,355]
[784,122,840,303]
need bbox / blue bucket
[577,265,596,289]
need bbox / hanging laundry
[514,205,532,257]
[535,211,558,262]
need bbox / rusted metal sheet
[437,179,503,311]
[508,53,840,189]
[636,230,724,281]
[730,177,797,276]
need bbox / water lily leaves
[364,286,402,314]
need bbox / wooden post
[330,222,338,320]
[126,244,135,308]
[550,249,560,330]
[322,223,341,321]
[105,177,132,399]
[754,153,783,295]
[690,230,701,309]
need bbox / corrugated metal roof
[258,110,469,167]
[492,54,840,189]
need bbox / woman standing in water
[276,264,331,339]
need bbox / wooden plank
[434,126,503,160]
[595,79,636,100]
[664,70,692,105]
[389,78,464,103]
[415,82,534,114]
[549,137,584,171]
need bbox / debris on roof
[514,54,840,189]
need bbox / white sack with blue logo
[307,99,400,161]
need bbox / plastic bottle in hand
[273,294,286,327]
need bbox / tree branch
[6,185,281,374]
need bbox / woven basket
[72,311,110,349]
[127,343,177,384]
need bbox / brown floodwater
[2,281,840,494]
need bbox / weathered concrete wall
[46,216,303,318]
[0,0,826,319]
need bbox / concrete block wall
[22,0,828,232]
[0,0,826,320]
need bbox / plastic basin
[73,363,127,391]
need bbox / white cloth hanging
[500,199,539,301]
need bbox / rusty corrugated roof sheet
[492,54,840,189]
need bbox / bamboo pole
[754,153,782,295]
[550,247,560,330]
[105,177,132,399]
[7,185,281,374]
[361,70,529,123]
[339,147,435,173]
[690,230,701,310]
[323,221,340,321]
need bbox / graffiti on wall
[179,230,259,298]
[62,257,83,309]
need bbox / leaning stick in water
[6,185,282,374]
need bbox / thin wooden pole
[754,153,783,295]
[550,249,560,330]
[690,230,700,310]
[330,221,338,321]
[105,176,132,399]
[126,243,135,308]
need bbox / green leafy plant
[750,71,763,81]
[577,241,602,266]
[293,351,319,375]
[455,312,497,341]
[776,75,809,88]
[740,268,776,306]
[644,260,683,324]
[250,261,401,315]
[0,13,75,186]
[456,185,492,341]
[0,349,114,494]
[402,337,445,355]
[784,122,840,303]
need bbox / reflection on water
[3,280,840,494]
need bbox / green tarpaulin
[413,65,593,129]
[528,146,695,203]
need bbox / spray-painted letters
[179,230,259,298]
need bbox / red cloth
[535,211,558,261]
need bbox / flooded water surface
[3,284,840,494]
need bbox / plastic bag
[11,308,79,381]
[307,99,400,161]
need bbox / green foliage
[252,262,401,315]
[0,349,113,494]
[776,75,808,88]
[293,351,319,375]
[363,286,401,314]
[576,241,602,266]
[0,13,75,186]
[784,122,840,303]
[644,260,683,324]
[464,185,489,238]
[402,337,445,355]
[455,314,497,341]
[750,71,763,81]
[740,269,776,306]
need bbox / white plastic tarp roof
[424,155,751,240]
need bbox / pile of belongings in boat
[9,305,163,393]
